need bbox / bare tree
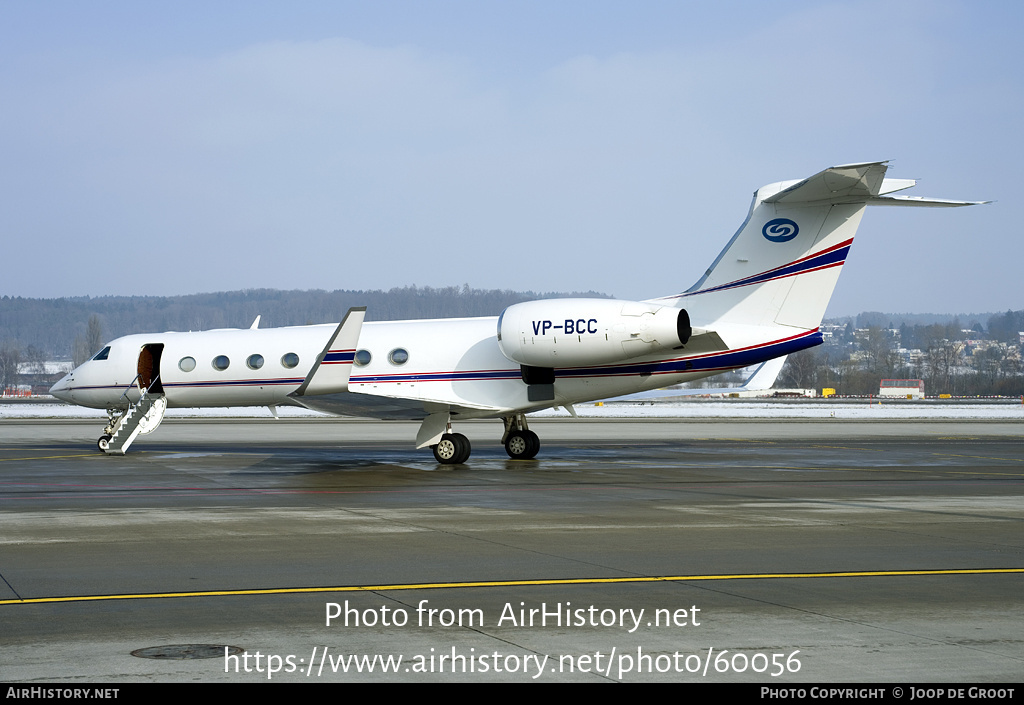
[86,315,103,355]
[23,345,47,375]
[779,349,820,389]
[924,338,965,395]
[73,315,104,366]
[0,345,21,392]
[861,326,901,378]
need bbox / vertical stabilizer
[664,161,985,334]
[670,162,890,332]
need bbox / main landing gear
[432,433,471,465]
[499,413,540,460]
[429,413,541,465]
[504,429,540,460]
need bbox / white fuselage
[49,315,810,418]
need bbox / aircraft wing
[606,355,788,402]
[288,390,497,420]
[287,391,436,420]
[738,354,788,390]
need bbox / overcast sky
[1,1,1019,316]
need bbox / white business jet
[50,161,984,463]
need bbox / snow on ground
[2,399,1022,420]
[0,403,321,419]
[533,401,1024,420]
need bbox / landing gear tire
[97,434,112,452]
[432,433,471,465]
[504,430,540,460]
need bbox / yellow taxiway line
[3,568,1022,606]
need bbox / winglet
[739,355,787,391]
[290,307,366,397]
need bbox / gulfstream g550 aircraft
[50,162,984,463]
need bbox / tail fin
[666,161,985,332]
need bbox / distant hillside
[0,286,611,358]
[826,311,1000,329]
[4,288,1019,360]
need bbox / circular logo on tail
[762,218,799,242]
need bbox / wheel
[504,430,540,459]
[449,433,471,464]
[432,433,471,464]
[97,434,112,452]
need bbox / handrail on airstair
[102,374,165,455]
[117,373,160,406]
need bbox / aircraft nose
[50,375,72,402]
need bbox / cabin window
[388,348,409,365]
[354,349,371,366]
[92,346,111,361]
[247,354,264,370]
[178,356,196,372]
[212,355,230,371]
[281,352,299,369]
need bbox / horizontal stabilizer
[764,162,889,205]
[290,307,366,397]
[865,195,991,207]
[764,161,989,208]
[680,329,729,355]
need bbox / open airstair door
[98,343,168,455]
[138,343,164,394]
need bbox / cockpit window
[92,346,111,361]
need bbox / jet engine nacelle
[497,298,691,368]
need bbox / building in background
[878,379,925,399]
